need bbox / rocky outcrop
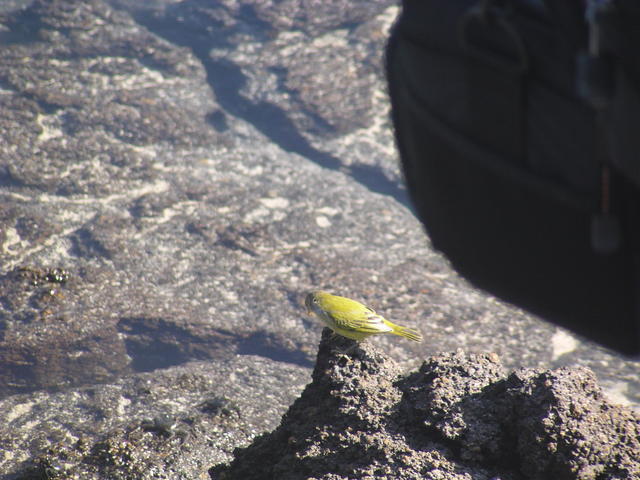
[212,329,640,480]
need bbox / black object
[386,0,640,354]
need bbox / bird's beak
[304,297,312,315]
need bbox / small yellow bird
[305,290,422,342]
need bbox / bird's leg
[341,342,358,355]
[335,339,361,355]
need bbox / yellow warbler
[305,291,422,342]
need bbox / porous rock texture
[212,329,640,480]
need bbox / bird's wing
[328,305,392,334]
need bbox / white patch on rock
[259,197,289,209]
[603,381,634,409]
[243,206,270,223]
[315,216,331,228]
[5,400,35,424]
[316,206,339,216]
[551,328,579,360]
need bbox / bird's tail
[392,325,423,342]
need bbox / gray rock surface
[2,355,307,480]
[212,329,640,480]
[0,0,639,478]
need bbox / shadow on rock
[117,316,237,372]
[120,0,411,207]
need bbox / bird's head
[305,290,328,314]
